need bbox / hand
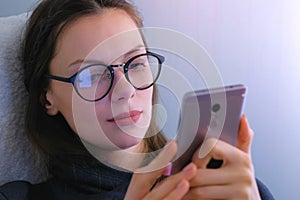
[125,140,197,200]
[183,115,261,200]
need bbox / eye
[129,57,149,70]
[90,71,112,82]
[130,62,146,69]
[101,71,112,80]
[90,73,101,82]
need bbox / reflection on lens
[75,64,112,101]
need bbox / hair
[22,0,166,160]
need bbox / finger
[183,184,234,200]
[144,163,197,200]
[237,115,254,154]
[145,180,190,200]
[192,138,240,168]
[125,141,177,200]
[191,138,219,168]
[189,168,232,187]
[136,140,177,174]
[163,180,190,200]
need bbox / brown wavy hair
[22,0,166,160]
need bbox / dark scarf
[48,155,133,199]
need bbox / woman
[0,0,274,199]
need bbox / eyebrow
[67,44,146,68]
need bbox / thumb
[136,140,177,174]
[125,140,177,200]
[237,115,254,154]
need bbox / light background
[1,0,299,199]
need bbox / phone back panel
[171,84,246,173]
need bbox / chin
[111,135,142,150]
[103,124,148,150]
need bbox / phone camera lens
[212,103,221,113]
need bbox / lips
[107,110,142,125]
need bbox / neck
[84,140,149,172]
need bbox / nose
[110,69,136,103]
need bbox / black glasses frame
[46,51,165,102]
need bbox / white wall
[0,0,39,17]
[133,0,300,199]
[1,0,299,198]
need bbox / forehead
[52,9,143,71]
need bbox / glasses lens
[127,54,160,89]
[75,64,112,101]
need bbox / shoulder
[0,181,32,200]
[0,179,57,200]
[256,178,275,200]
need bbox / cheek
[71,97,116,149]
[72,97,105,131]
[50,84,76,129]
[56,85,106,137]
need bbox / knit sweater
[0,155,274,200]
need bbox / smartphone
[171,84,247,173]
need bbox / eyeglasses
[46,51,164,102]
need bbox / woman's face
[46,9,153,151]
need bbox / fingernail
[243,114,248,122]
[163,163,172,176]
[182,163,194,173]
[176,180,187,189]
